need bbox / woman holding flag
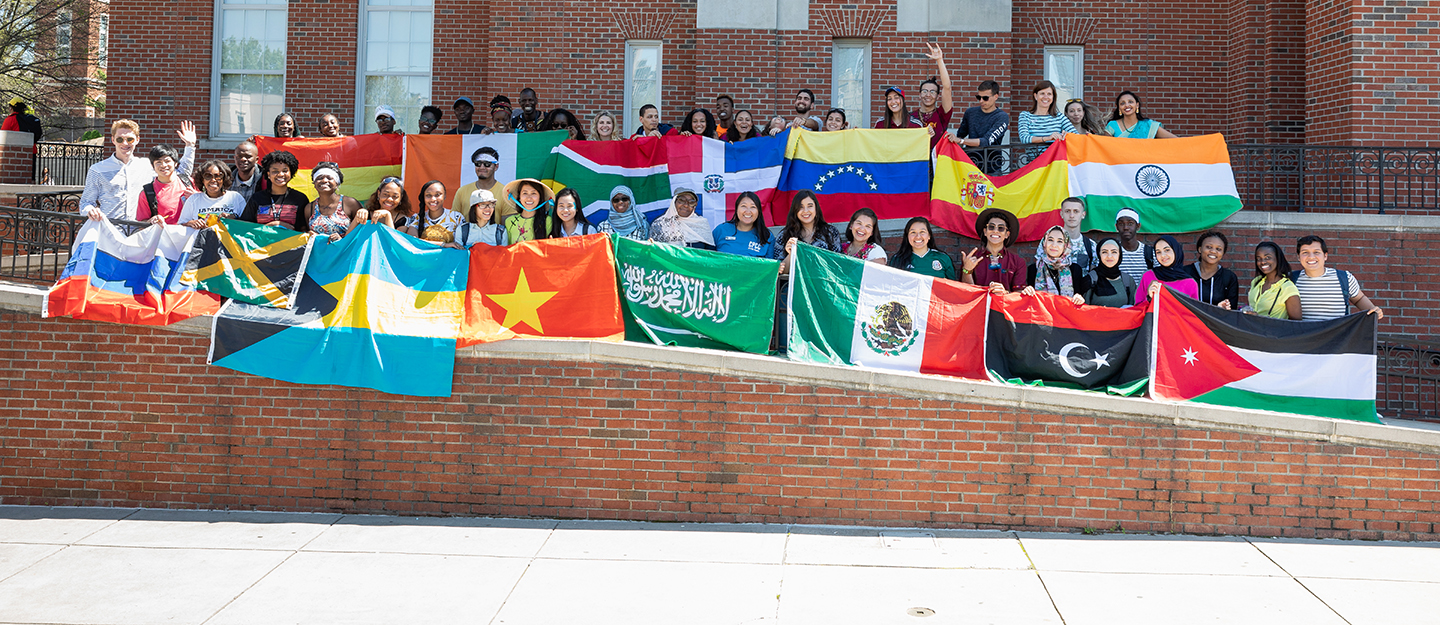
[712,192,772,257]
[1137,236,1199,304]
[1023,226,1090,305]
[550,188,599,237]
[503,178,555,243]
[889,217,956,280]
[303,162,366,241]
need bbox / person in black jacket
[1184,229,1240,309]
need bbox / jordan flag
[459,233,623,346]
[1152,287,1379,423]
[985,291,1151,394]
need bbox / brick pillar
[0,130,36,185]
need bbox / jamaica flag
[985,291,1151,395]
[181,216,313,308]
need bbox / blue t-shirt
[712,222,772,257]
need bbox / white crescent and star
[1057,342,1111,378]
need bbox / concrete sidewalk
[0,506,1436,624]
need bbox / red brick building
[104,0,1439,156]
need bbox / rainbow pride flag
[930,139,1071,243]
[1067,133,1242,233]
[773,128,931,226]
[254,135,404,202]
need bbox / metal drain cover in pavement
[907,607,936,617]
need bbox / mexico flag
[1067,133,1243,234]
[930,139,1071,243]
[401,131,567,208]
[787,244,988,380]
[255,135,403,201]
[1152,288,1379,423]
[459,233,623,346]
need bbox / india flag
[545,136,673,221]
[1067,133,1243,234]
[401,131,567,208]
[1151,288,1379,423]
[787,244,988,380]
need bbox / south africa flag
[1152,287,1379,423]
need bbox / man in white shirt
[79,119,197,221]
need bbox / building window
[210,0,287,138]
[1044,46,1084,104]
[56,10,72,62]
[357,0,432,135]
[622,41,661,136]
[832,39,870,127]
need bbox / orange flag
[459,233,624,346]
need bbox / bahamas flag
[209,224,469,397]
[254,135,404,201]
[931,139,1071,243]
[44,220,222,325]
[1068,133,1242,233]
[773,128,931,225]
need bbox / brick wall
[1,312,1437,541]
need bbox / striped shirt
[1295,268,1361,321]
[1017,111,1077,144]
[1117,241,1149,286]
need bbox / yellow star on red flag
[486,269,558,332]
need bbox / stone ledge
[7,280,1427,452]
[1221,210,1440,233]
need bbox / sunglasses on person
[975,94,994,101]
[380,176,403,185]
[114,136,137,144]
[985,223,1009,232]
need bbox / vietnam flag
[254,135,403,201]
[459,233,624,346]
[985,290,1151,394]
[930,139,1070,243]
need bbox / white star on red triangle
[1181,347,1199,365]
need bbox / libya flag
[1152,287,1379,423]
[614,236,778,354]
[181,216,314,308]
[787,244,988,379]
[985,291,1151,394]
[543,136,673,222]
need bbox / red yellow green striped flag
[253,135,404,202]
[930,139,1070,243]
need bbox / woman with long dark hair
[725,110,760,142]
[679,109,718,139]
[772,190,843,275]
[550,188,598,237]
[842,208,886,263]
[890,217,955,279]
[1105,90,1178,139]
[273,112,301,138]
[712,191,772,257]
[874,87,918,129]
[502,178,555,243]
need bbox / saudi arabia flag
[615,236,779,354]
[787,244,988,379]
[1152,287,1379,423]
[545,136,673,222]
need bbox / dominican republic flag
[1152,287,1379,423]
[44,219,222,325]
[985,291,1151,395]
[787,244,988,380]
[666,132,787,232]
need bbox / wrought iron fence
[1378,335,1440,423]
[0,204,146,284]
[34,142,108,186]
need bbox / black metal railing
[33,141,107,186]
[960,142,1440,215]
[0,204,146,284]
[1378,336,1440,423]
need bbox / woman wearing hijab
[1137,235,1199,304]
[649,188,715,250]
[1024,225,1090,305]
[597,185,650,240]
[1085,238,1137,307]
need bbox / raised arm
[175,121,198,184]
[926,43,953,113]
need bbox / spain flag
[930,140,1070,243]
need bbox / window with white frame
[1043,46,1084,104]
[211,0,286,138]
[832,39,870,127]
[55,9,72,62]
[623,41,661,136]
[358,0,432,135]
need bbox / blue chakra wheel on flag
[703,174,725,194]
[1135,165,1171,197]
[861,301,918,356]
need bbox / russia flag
[665,131,787,231]
[44,219,222,326]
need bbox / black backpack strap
[142,182,159,219]
[1338,269,1352,306]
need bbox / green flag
[614,236,778,354]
